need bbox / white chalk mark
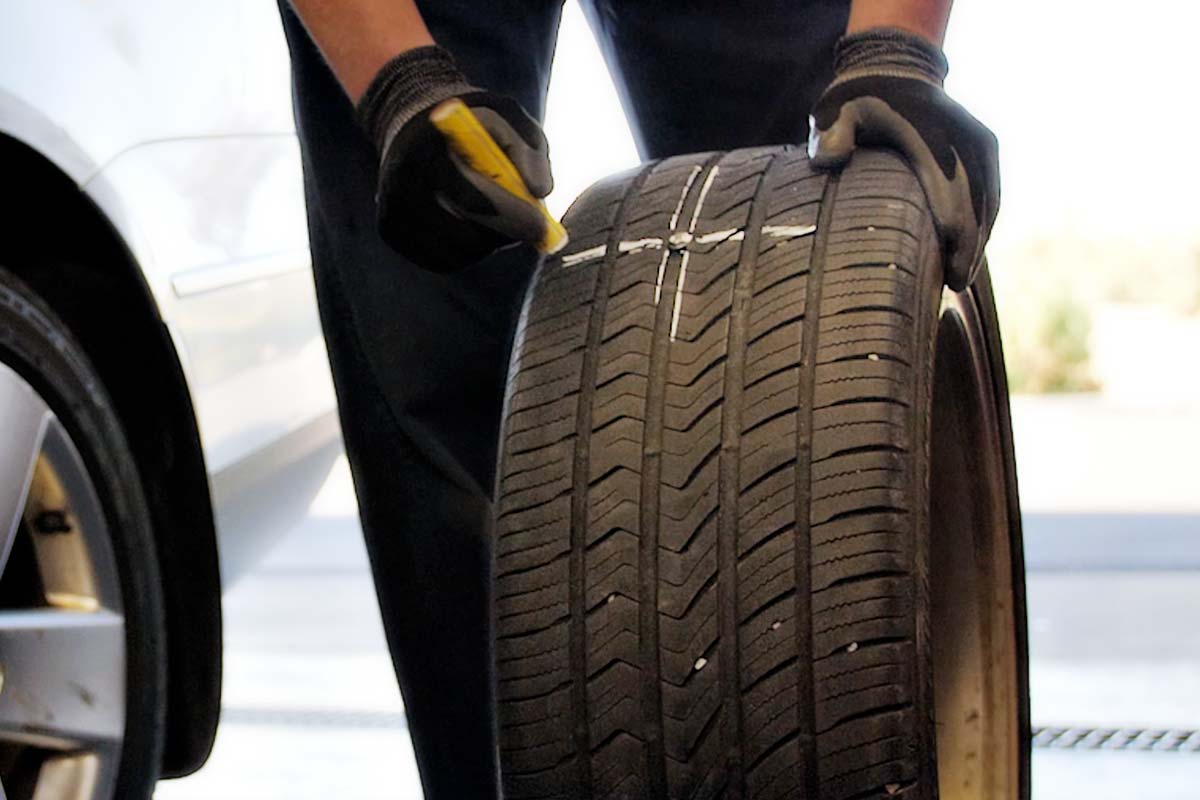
[655,165,702,304]
[618,238,663,255]
[670,166,720,341]
[560,186,813,280]
[653,248,671,305]
[693,228,744,245]
[562,237,666,267]
[689,225,812,249]
[686,167,720,232]
[669,251,690,340]
[560,245,608,267]
[762,224,817,239]
[669,166,704,230]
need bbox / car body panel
[1,0,341,775]
[0,1,296,170]
[1,0,338,577]
[92,136,334,478]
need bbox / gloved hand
[356,46,553,273]
[808,28,999,291]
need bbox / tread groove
[795,172,839,795]
[568,163,656,797]
[641,156,723,797]
[716,152,782,800]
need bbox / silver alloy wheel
[0,360,125,800]
[929,287,1024,798]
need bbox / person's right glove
[808,28,999,291]
[356,46,553,273]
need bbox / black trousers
[277,2,849,796]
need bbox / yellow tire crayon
[430,99,569,255]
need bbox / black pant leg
[580,0,851,159]
[276,4,560,798]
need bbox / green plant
[999,290,1097,393]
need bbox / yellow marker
[430,99,569,255]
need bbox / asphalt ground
[155,395,1200,798]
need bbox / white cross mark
[558,223,816,269]
[670,165,721,341]
[555,168,820,345]
[654,165,703,305]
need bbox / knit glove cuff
[832,27,949,87]
[355,45,476,153]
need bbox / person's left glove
[357,46,553,273]
[808,28,999,291]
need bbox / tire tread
[497,148,947,799]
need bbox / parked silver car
[1,2,337,797]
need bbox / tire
[493,148,1029,799]
[0,267,166,799]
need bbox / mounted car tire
[0,267,166,799]
[493,148,1029,799]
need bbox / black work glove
[356,46,553,273]
[808,28,999,291]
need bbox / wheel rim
[0,361,125,800]
[928,288,1023,799]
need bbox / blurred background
[154,1,1200,797]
